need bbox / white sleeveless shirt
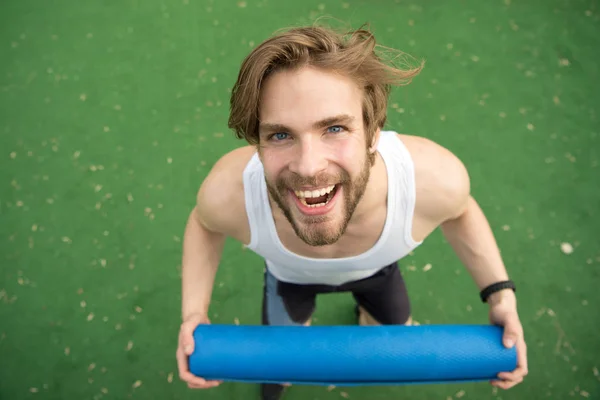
[242,130,422,285]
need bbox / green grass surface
[1,0,599,399]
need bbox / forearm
[181,208,226,321]
[440,196,510,292]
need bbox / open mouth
[293,184,339,208]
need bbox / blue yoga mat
[189,324,517,386]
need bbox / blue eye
[272,132,289,141]
[328,126,343,133]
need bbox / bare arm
[408,135,512,301]
[434,162,528,388]
[177,197,227,390]
[408,135,527,389]
[440,196,511,299]
[181,206,226,321]
[180,145,254,321]
[176,147,255,389]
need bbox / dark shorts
[261,262,411,326]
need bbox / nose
[288,137,327,178]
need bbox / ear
[369,128,381,153]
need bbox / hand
[487,290,528,389]
[176,313,222,389]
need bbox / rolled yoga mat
[189,324,517,386]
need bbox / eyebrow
[259,114,356,134]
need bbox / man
[175,24,528,400]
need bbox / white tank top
[242,130,422,285]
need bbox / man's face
[257,66,376,247]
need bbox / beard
[265,151,373,247]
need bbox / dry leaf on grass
[560,242,573,254]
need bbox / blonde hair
[228,23,424,146]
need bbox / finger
[197,380,221,388]
[502,320,520,348]
[493,366,525,391]
[206,380,222,387]
[187,382,205,389]
[184,343,194,355]
[179,327,196,355]
[181,317,209,353]
[516,338,528,375]
[491,379,518,390]
[187,380,221,389]
[497,370,525,382]
[180,371,210,387]
[491,377,519,389]
[176,348,208,386]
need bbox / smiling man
[176,25,528,400]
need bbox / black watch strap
[480,280,516,303]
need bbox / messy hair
[228,23,424,146]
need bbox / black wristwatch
[480,280,516,303]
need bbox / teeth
[294,185,335,199]
[299,198,331,208]
[296,186,337,208]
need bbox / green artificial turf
[1,0,599,399]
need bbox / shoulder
[396,133,471,223]
[195,145,257,239]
